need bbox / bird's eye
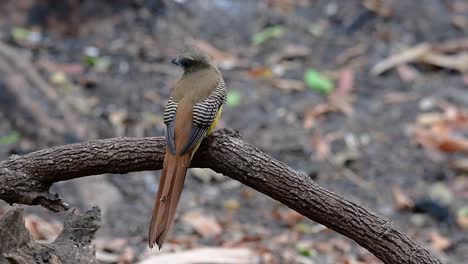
[178,58,193,68]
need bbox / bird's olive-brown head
[171,47,213,72]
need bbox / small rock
[419,97,436,111]
[84,46,99,57]
[50,72,67,85]
[429,183,453,205]
[410,214,430,227]
[325,3,338,17]
[224,199,240,212]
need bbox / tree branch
[0,129,441,264]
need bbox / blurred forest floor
[0,0,467,263]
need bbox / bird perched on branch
[149,47,227,249]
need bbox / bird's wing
[179,79,226,155]
[163,97,178,154]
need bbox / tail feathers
[148,151,191,249]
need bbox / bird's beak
[171,58,179,66]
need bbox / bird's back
[171,67,221,154]
[172,68,221,104]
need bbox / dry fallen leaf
[414,103,468,154]
[168,235,199,245]
[273,79,305,92]
[248,67,273,78]
[273,209,304,227]
[271,232,299,244]
[24,215,62,242]
[415,126,468,153]
[396,64,420,82]
[392,186,414,210]
[182,211,222,238]
[311,131,331,160]
[302,69,355,129]
[225,235,263,248]
[119,247,135,264]
[328,68,355,115]
[282,210,305,227]
[416,113,445,125]
[429,231,451,252]
[383,92,416,104]
[302,107,325,129]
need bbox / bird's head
[171,46,213,72]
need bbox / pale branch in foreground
[0,129,441,264]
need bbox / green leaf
[84,56,99,67]
[309,23,324,37]
[0,132,20,145]
[252,26,285,46]
[11,27,29,41]
[226,90,242,107]
[84,56,111,71]
[296,243,316,257]
[94,57,112,72]
[304,69,334,94]
[294,222,314,234]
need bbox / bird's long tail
[148,150,191,249]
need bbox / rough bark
[0,129,441,264]
[0,206,100,264]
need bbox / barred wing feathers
[180,79,226,155]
